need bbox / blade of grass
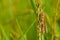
[30,0,36,14]
[0,24,9,40]
[16,19,27,40]
[18,19,36,40]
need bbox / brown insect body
[40,13,46,34]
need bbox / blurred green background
[0,0,60,40]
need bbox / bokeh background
[0,0,60,40]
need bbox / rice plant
[0,0,60,40]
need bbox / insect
[40,13,46,34]
[36,0,48,40]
